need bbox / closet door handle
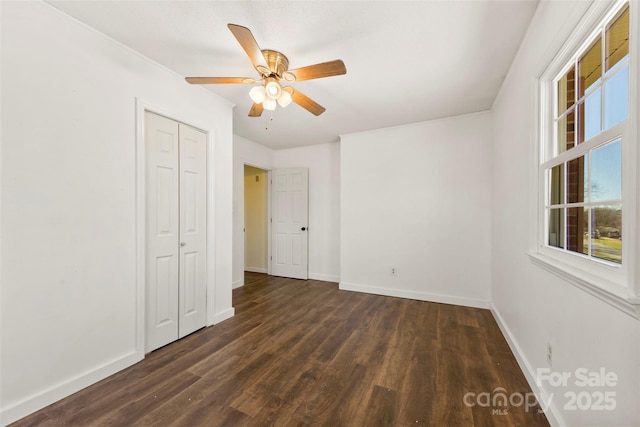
[180,242,186,247]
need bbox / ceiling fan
[185,24,347,117]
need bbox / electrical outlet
[390,267,398,277]
[546,343,553,366]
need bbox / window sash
[541,121,625,170]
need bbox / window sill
[528,251,640,319]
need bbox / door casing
[135,98,217,359]
[144,111,207,353]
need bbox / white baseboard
[244,267,267,274]
[490,304,563,427]
[1,350,142,426]
[232,279,244,289]
[210,307,235,325]
[309,273,340,283]
[339,282,490,309]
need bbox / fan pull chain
[264,111,274,131]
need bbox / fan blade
[185,77,256,84]
[288,88,326,116]
[227,24,268,70]
[249,102,264,117]
[285,60,346,82]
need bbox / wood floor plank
[244,362,323,426]
[360,385,399,427]
[292,363,369,426]
[215,407,252,426]
[386,300,440,425]
[431,348,475,426]
[10,273,550,427]
[373,299,425,392]
[91,371,202,426]
[143,352,276,426]
[395,338,439,425]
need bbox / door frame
[241,162,272,278]
[135,98,215,357]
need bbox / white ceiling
[46,0,539,150]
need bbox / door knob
[301,227,306,231]
[180,242,186,247]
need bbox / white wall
[232,136,341,286]
[0,2,234,424]
[244,166,268,272]
[340,112,492,308]
[491,1,640,426]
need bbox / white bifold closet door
[145,111,207,353]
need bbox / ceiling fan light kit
[185,23,346,118]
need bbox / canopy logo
[462,387,549,415]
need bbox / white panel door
[145,112,180,351]
[271,168,309,279]
[178,123,207,338]
[145,112,207,352]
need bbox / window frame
[532,0,640,317]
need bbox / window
[534,0,638,310]
[543,3,628,266]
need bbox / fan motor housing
[259,49,289,77]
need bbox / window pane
[591,139,621,202]
[567,155,587,204]
[548,163,565,206]
[557,66,576,114]
[567,207,588,256]
[557,110,576,153]
[605,5,629,72]
[591,205,622,263]
[548,208,565,249]
[578,37,602,98]
[604,64,628,129]
[578,88,602,143]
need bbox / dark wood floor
[11,273,549,426]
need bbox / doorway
[244,165,269,274]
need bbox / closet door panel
[145,111,180,352]
[178,123,207,338]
